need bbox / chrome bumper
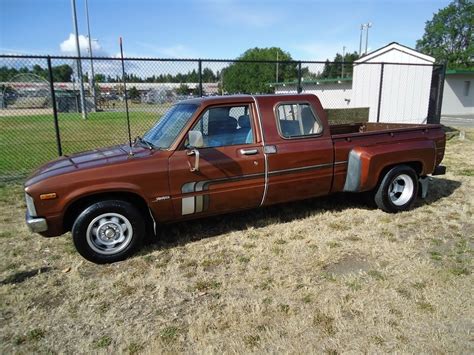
[26,212,48,233]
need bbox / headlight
[25,193,37,216]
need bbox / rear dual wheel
[374,165,418,213]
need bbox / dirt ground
[0,129,472,354]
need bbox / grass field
[0,111,160,180]
[0,130,473,353]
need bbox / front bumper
[26,212,48,233]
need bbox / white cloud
[60,33,105,55]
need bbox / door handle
[187,148,200,172]
[239,148,258,155]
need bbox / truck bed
[328,121,446,195]
[329,122,437,137]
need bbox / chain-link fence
[0,55,445,181]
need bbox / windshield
[143,103,198,149]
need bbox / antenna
[119,37,133,156]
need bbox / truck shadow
[0,267,52,285]
[416,176,462,207]
[147,177,461,250]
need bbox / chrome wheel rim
[86,213,133,255]
[388,174,414,206]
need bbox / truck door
[263,102,334,205]
[168,104,265,218]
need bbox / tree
[0,66,19,81]
[416,0,473,68]
[128,86,140,101]
[0,64,73,82]
[51,64,73,82]
[32,64,47,78]
[202,67,217,82]
[319,52,360,79]
[176,83,190,95]
[222,47,297,94]
[94,74,106,83]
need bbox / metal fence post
[376,63,385,123]
[47,56,63,156]
[198,59,203,97]
[297,62,302,93]
[434,62,447,124]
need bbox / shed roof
[355,42,435,64]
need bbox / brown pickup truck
[24,94,446,263]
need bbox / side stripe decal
[181,196,195,215]
[179,161,347,215]
[181,182,196,194]
[268,162,333,176]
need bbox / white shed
[351,42,435,123]
[274,78,352,109]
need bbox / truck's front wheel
[72,200,145,263]
[374,165,418,213]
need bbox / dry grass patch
[0,129,473,353]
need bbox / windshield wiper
[134,136,155,150]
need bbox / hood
[25,144,151,186]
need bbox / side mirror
[188,130,203,148]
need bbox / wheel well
[379,161,423,180]
[63,191,153,232]
[404,161,423,176]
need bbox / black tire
[374,165,418,213]
[72,200,145,264]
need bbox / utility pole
[359,24,364,55]
[365,22,372,54]
[85,0,97,112]
[71,0,87,119]
[341,45,346,78]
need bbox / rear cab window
[275,103,323,138]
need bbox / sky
[0,0,449,61]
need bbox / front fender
[61,182,147,212]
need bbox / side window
[190,105,254,148]
[276,103,323,138]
